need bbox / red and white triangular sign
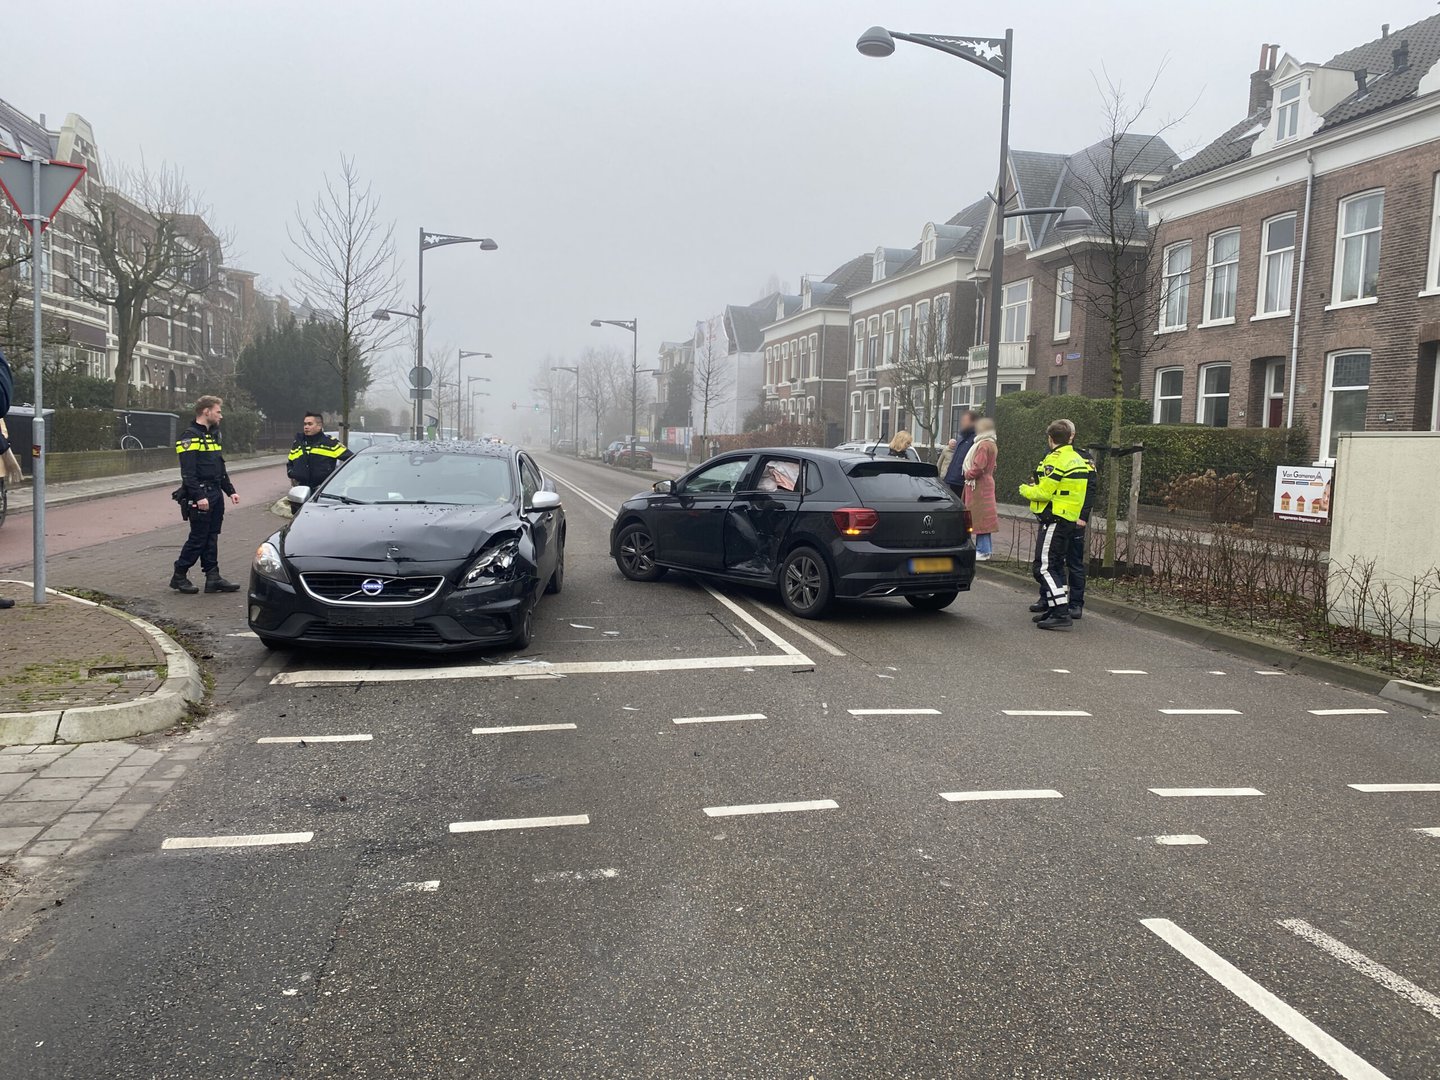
[0,150,86,235]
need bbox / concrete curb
[0,586,206,746]
[8,455,286,515]
[979,562,1440,712]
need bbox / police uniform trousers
[175,494,225,576]
[1032,516,1074,609]
[1038,524,1088,610]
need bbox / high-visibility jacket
[287,432,352,488]
[1019,443,1090,522]
[176,421,235,501]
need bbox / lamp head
[856,26,896,58]
[371,309,391,322]
[590,319,603,327]
[1056,206,1094,233]
[479,238,498,251]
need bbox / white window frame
[863,390,877,439]
[1321,350,1371,461]
[1331,189,1384,308]
[878,388,892,439]
[809,334,818,379]
[921,229,937,264]
[882,311,896,366]
[780,342,789,382]
[1054,266,1074,340]
[1261,359,1286,428]
[915,300,931,357]
[1423,173,1440,296]
[1202,229,1240,326]
[935,293,952,357]
[850,391,862,437]
[852,322,864,371]
[1003,215,1023,247]
[1153,367,1183,424]
[1197,363,1232,427]
[866,316,880,370]
[898,306,912,361]
[1275,81,1301,141]
[1001,279,1031,344]
[1160,241,1191,332]
[1255,213,1297,318]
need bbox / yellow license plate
[909,557,954,574]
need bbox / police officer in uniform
[287,411,351,514]
[1028,420,1097,620]
[170,395,241,594]
[1019,418,1091,631]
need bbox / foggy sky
[11,0,1434,426]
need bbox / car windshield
[846,461,949,501]
[319,451,514,506]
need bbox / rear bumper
[830,540,976,599]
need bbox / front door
[518,455,557,586]
[723,456,804,580]
[652,456,752,570]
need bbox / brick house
[841,198,989,445]
[760,252,871,446]
[1142,16,1440,462]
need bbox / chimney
[1249,43,1279,114]
[1355,69,1368,93]
[1392,40,1409,73]
[1381,24,1389,38]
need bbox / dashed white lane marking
[1160,709,1243,715]
[700,581,803,657]
[703,799,838,818]
[397,880,440,893]
[673,713,767,725]
[162,832,314,850]
[1150,834,1209,846]
[941,789,1063,802]
[1415,827,1440,837]
[275,652,813,686]
[1255,670,1287,676]
[450,814,590,833]
[1280,918,1440,1022]
[257,734,373,744]
[752,602,847,657]
[1208,670,1228,675]
[471,723,577,735]
[1349,783,1440,793]
[1109,669,1149,675]
[1002,710,1092,717]
[1051,668,1071,674]
[1142,919,1388,1080]
[534,868,620,883]
[847,708,941,716]
[1309,708,1389,716]
[1149,787,1264,797]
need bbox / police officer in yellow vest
[287,411,351,514]
[1018,418,1091,631]
[170,395,241,594]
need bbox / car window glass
[846,462,949,501]
[684,458,748,494]
[520,457,541,504]
[750,457,801,494]
[326,451,515,505]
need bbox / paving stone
[8,778,96,802]
[37,757,119,779]
[40,812,102,841]
[124,748,165,768]
[24,840,73,857]
[0,754,64,774]
[0,744,39,755]
[151,763,189,781]
[0,825,44,854]
[95,804,154,831]
[166,747,207,761]
[70,789,125,813]
[95,766,151,789]
[117,779,175,802]
[0,802,69,827]
[0,773,28,796]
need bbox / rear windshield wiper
[917,494,948,501]
[316,492,366,505]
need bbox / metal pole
[29,157,46,605]
[573,371,579,454]
[983,29,1013,416]
[415,227,425,440]
[630,320,638,467]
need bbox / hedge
[51,409,118,453]
[993,393,1148,509]
[222,407,263,454]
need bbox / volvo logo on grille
[360,578,386,596]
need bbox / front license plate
[327,611,415,628]
[909,557,954,574]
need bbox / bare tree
[1058,71,1186,568]
[578,346,623,454]
[287,157,397,442]
[70,162,225,408]
[0,235,71,382]
[692,315,731,450]
[892,294,964,462]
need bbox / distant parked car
[613,443,652,469]
[555,439,577,455]
[603,440,626,464]
[328,431,402,454]
[833,439,921,462]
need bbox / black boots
[1028,600,1048,613]
[1036,609,1073,631]
[170,572,199,594]
[204,574,241,594]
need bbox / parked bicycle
[118,412,143,451]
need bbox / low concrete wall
[1330,431,1440,643]
[37,448,176,484]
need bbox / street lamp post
[464,373,492,438]
[591,318,639,466]
[459,350,492,437]
[411,228,498,439]
[857,27,1092,415]
[552,365,580,456]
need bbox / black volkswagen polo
[247,441,565,651]
[609,447,974,618]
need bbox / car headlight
[253,541,289,583]
[460,537,521,588]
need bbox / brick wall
[23,448,174,483]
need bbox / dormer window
[777,296,786,320]
[921,226,937,264]
[801,282,812,310]
[1003,215,1023,247]
[1276,81,1301,140]
[873,248,887,282]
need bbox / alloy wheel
[620,529,656,575]
[784,554,822,609]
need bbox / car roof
[709,445,914,467]
[361,439,517,459]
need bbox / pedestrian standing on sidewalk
[1019,418,1090,631]
[962,417,999,561]
[943,410,977,500]
[287,411,351,514]
[0,347,13,609]
[936,437,957,479]
[170,395,241,595]
[888,430,914,457]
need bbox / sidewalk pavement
[6,453,287,514]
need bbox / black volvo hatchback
[609,447,974,617]
[248,441,565,651]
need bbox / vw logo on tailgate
[360,578,386,597]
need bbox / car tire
[615,523,667,582]
[779,547,832,619]
[511,605,534,649]
[545,542,565,594]
[906,590,959,611]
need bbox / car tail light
[832,507,879,537]
[962,509,973,535]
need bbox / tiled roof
[1036,133,1180,246]
[946,197,993,259]
[1155,109,1269,190]
[0,97,55,158]
[822,253,877,305]
[724,296,777,353]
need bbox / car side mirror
[529,490,562,512]
[653,480,673,494]
[287,485,311,503]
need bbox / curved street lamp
[408,229,498,438]
[590,317,641,466]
